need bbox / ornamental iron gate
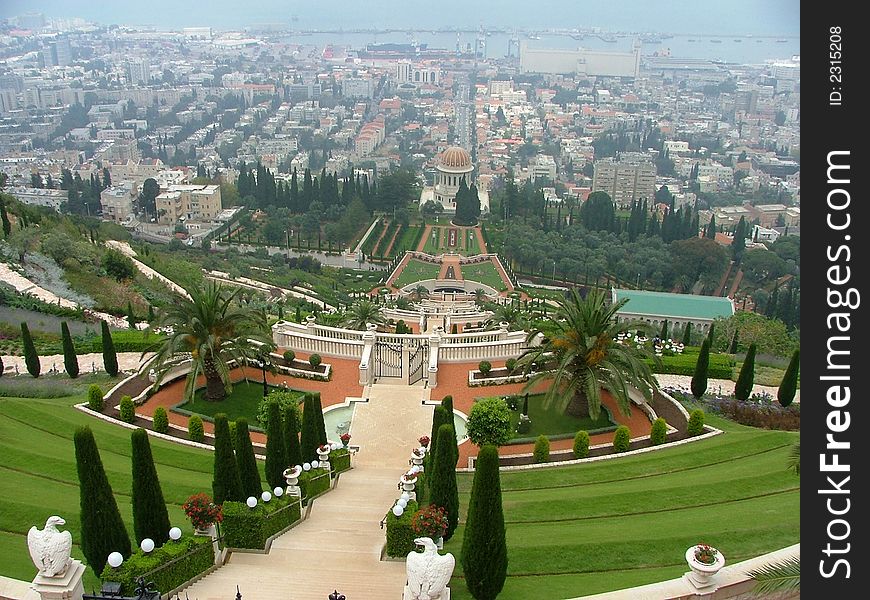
[375,340,403,379]
[408,342,429,385]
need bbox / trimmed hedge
[646,351,733,379]
[153,407,169,434]
[188,415,205,442]
[309,354,322,368]
[330,448,351,475]
[221,495,302,549]
[88,384,104,411]
[687,409,706,436]
[119,395,135,423]
[299,468,331,505]
[650,418,667,445]
[100,536,214,595]
[613,425,631,453]
[572,430,590,459]
[385,500,419,557]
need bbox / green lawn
[422,226,444,254]
[0,375,232,590]
[177,380,305,427]
[444,413,800,599]
[461,260,508,291]
[500,393,614,442]
[392,258,442,288]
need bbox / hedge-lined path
[181,383,429,599]
[0,352,152,376]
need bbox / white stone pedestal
[403,585,450,600]
[31,559,85,600]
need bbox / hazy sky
[1,0,800,34]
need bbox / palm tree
[145,281,274,402]
[517,289,658,419]
[411,285,430,302]
[340,300,384,331]
[473,288,488,306]
[486,304,526,331]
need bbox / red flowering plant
[693,543,719,565]
[411,505,448,540]
[418,436,430,448]
[340,433,351,446]
[319,444,331,453]
[182,493,223,530]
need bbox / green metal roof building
[611,288,735,333]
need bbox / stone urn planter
[685,545,725,589]
[317,445,331,464]
[411,448,426,467]
[401,474,418,492]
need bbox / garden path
[181,383,432,600]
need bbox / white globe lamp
[273,487,284,497]
[261,491,272,503]
[169,527,182,541]
[246,496,258,508]
[107,552,123,568]
[140,538,155,553]
[392,504,404,517]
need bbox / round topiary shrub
[505,358,517,373]
[687,409,705,437]
[613,425,631,453]
[188,415,205,442]
[283,350,296,364]
[466,397,513,447]
[573,430,590,459]
[478,360,492,376]
[533,435,550,463]
[650,418,667,445]
[309,354,322,368]
[119,395,135,423]
[87,384,104,412]
[515,414,532,434]
[153,407,169,434]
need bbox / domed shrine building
[419,145,489,213]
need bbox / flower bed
[221,495,302,549]
[468,367,529,387]
[384,500,419,558]
[667,388,800,431]
[100,536,214,596]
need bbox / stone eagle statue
[27,516,72,577]
[406,537,455,600]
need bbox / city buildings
[592,157,657,208]
[155,184,222,225]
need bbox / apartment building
[592,158,657,208]
[156,184,222,225]
[100,184,136,223]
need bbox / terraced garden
[0,376,221,589]
[444,413,800,598]
[392,258,442,289]
[460,260,508,291]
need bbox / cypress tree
[735,343,757,401]
[101,320,118,377]
[461,444,507,600]
[127,301,136,329]
[311,392,328,447]
[284,403,303,468]
[704,214,717,239]
[777,349,800,407]
[659,319,669,340]
[61,321,79,378]
[440,395,458,463]
[234,418,263,497]
[428,405,451,470]
[265,401,288,490]
[729,329,740,354]
[299,392,325,463]
[130,428,171,545]
[691,339,710,400]
[0,197,11,237]
[74,426,131,576]
[705,323,715,348]
[20,322,40,377]
[430,423,460,541]
[212,413,244,504]
[682,322,693,346]
[0,355,4,377]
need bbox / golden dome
[438,146,473,171]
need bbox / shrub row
[100,536,213,596]
[385,500,419,557]
[330,448,351,475]
[221,495,302,549]
[647,352,733,379]
[361,219,385,257]
[299,468,330,505]
[717,400,799,431]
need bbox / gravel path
[0,352,153,376]
[655,373,799,403]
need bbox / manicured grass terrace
[461,260,508,291]
[178,380,305,426]
[444,413,799,598]
[497,393,614,441]
[392,258,442,288]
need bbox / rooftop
[613,289,735,321]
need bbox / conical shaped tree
[234,418,263,497]
[440,395,458,464]
[61,321,79,378]
[461,444,507,600]
[265,401,288,490]
[74,426,131,576]
[284,403,303,468]
[729,329,740,354]
[777,349,800,407]
[212,413,244,503]
[691,339,710,400]
[660,319,669,339]
[705,323,715,348]
[20,322,40,378]
[131,429,171,545]
[428,405,451,470]
[682,322,693,346]
[429,423,460,541]
[101,320,119,377]
[735,343,757,401]
[299,392,326,462]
